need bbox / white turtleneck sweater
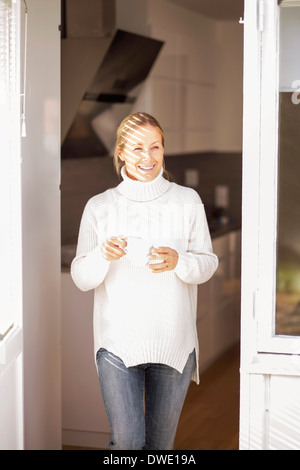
[71,168,218,383]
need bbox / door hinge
[258,0,264,32]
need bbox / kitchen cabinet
[197,230,241,371]
[141,22,216,154]
[61,272,110,449]
[131,3,243,154]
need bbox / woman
[71,112,218,450]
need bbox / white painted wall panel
[21,0,61,449]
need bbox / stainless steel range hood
[61,29,164,158]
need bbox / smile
[138,164,155,171]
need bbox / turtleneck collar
[117,166,170,202]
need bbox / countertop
[209,222,241,239]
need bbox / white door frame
[240,0,300,449]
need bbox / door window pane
[276,5,300,335]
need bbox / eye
[152,146,159,151]
[134,147,142,151]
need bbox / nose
[141,149,151,160]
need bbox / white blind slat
[0,0,19,338]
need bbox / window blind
[0,0,21,339]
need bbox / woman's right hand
[101,236,127,261]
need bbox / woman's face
[119,124,164,182]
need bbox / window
[0,0,22,340]
[256,0,300,354]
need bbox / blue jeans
[96,348,195,450]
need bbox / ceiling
[166,0,244,21]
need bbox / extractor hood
[61,29,164,158]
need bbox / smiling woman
[71,111,218,450]
[113,113,166,179]
[115,114,164,182]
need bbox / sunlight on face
[119,124,164,182]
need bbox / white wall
[21,0,61,449]
[214,21,244,152]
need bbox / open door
[240,0,300,450]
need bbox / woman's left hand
[148,247,179,273]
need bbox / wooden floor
[174,342,240,450]
[63,343,240,451]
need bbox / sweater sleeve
[71,200,111,292]
[174,192,218,285]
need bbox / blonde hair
[113,112,171,180]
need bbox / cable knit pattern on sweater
[71,169,218,383]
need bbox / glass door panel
[276,4,300,335]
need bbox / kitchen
[0,0,244,450]
[60,0,243,449]
[2,0,300,451]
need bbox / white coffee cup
[125,237,153,267]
